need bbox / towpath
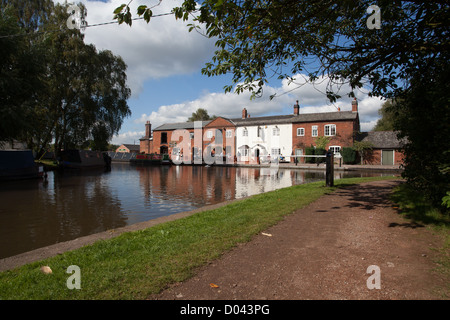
[150,179,448,300]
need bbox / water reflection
[0,163,395,259]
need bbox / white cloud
[71,0,216,97]
[111,130,144,146]
[132,76,384,133]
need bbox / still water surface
[0,163,394,259]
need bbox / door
[382,150,394,165]
[295,149,303,163]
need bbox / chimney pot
[242,108,248,119]
[145,121,152,138]
[352,98,358,112]
[294,100,300,115]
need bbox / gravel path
[150,180,448,300]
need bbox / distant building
[139,99,404,166]
[139,121,153,154]
[115,144,140,154]
[355,131,406,165]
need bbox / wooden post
[326,151,334,187]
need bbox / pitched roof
[231,114,295,126]
[355,131,406,149]
[121,144,140,151]
[290,111,358,123]
[153,110,358,130]
[153,120,212,131]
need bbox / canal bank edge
[0,197,250,272]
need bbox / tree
[392,59,450,212]
[114,1,449,100]
[0,5,46,143]
[114,1,450,210]
[373,99,397,132]
[188,108,216,121]
[353,141,373,165]
[2,1,131,156]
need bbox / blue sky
[67,0,385,145]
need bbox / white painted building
[234,108,293,163]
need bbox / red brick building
[291,98,360,161]
[149,120,211,163]
[140,98,404,166]
[203,117,236,164]
[139,121,153,154]
[355,131,406,165]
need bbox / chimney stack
[294,100,300,115]
[352,98,358,112]
[242,108,248,119]
[145,121,151,138]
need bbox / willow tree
[1,0,131,156]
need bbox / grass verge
[0,176,397,299]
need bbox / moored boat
[0,150,43,180]
[59,150,107,169]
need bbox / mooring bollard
[326,151,334,187]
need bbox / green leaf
[113,4,126,15]
[143,9,152,23]
[137,5,147,16]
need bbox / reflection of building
[136,165,237,205]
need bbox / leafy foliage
[1,1,131,156]
[392,59,450,212]
[341,147,357,164]
[115,0,449,100]
[353,140,373,165]
[188,108,216,121]
[373,99,398,132]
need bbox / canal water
[0,163,395,259]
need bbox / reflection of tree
[0,170,128,259]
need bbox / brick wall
[292,120,357,151]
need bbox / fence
[106,152,137,162]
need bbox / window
[257,127,263,137]
[312,126,318,137]
[161,132,167,143]
[242,128,248,136]
[297,128,305,136]
[329,146,341,155]
[226,130,233,138]
[206,130,213,138]
[189,132,194,139]
[271,148,281,156]
[272,127,280,136]
[324,124,336,136]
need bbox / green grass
[0,176,397,300]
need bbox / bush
[315,148,326,164]
[341,147,356,164]
[305,146,315,163]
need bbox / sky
[64,0,385,145]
